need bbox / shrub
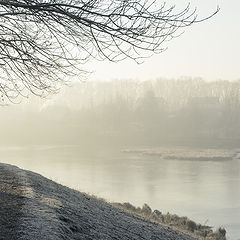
[122,202,137,212]
[141,203,152,216]
[186,219,197,232]
[150,210,162,221]
[211,227,227,240]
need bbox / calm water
[1,145,240,240]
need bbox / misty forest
[1,78,240,148]
[0,1,239,240]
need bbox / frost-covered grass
[113,202,227,240]
[1,163,201,240]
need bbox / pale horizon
[85,0,240,82]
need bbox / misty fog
[2,77,240,149]
[1,78,240,240]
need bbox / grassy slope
[0,163,205,240]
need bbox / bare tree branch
[0,0,219,102]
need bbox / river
[1,145,239,240]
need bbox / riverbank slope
[0,163,203,240]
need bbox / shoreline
[0,163,226,240]
[112,202,226,240]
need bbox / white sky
[85,0,240,82]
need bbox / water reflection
[1,145,239,240]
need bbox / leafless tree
[0,0,219,102]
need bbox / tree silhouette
[0,0,219,102]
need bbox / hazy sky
[85,0,240,82]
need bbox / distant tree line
[1,78,240,148]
